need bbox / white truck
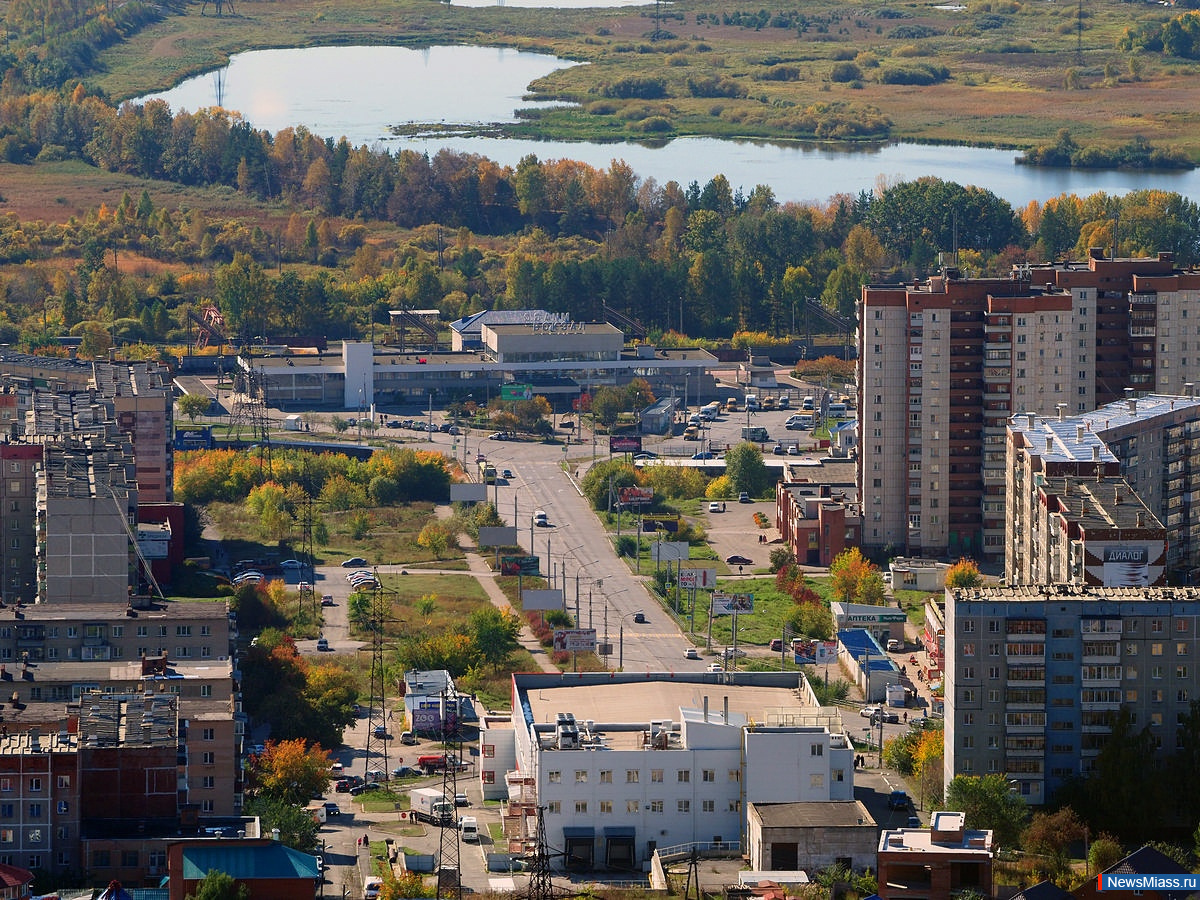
[459,815,479,842]
[409,787,454,826]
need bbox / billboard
[501,383,534,401]
[712,592,754,615]
[679,567,718,589]
[619,486,655,505]
[652,541,689,562]
[609,435,642,453]
[1102,545,1150,586]
[450,483,489,503]
[412,706,458,734]
[478,526,518,547]
[500,555,540,576]
[522,588,564,611]
[793,639,839,665]
[640,514,680,533]
[552,629,597,652]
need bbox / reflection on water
[134,45,1200,206]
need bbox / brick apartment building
[857,249,1196,562]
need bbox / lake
[136,45,1200,207]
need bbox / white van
[459,816,479,842]
[533,509,548,527]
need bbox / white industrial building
[504,672,852,873]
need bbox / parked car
[455,793,470,807]
[633,451,658,460]
[772,444,785,455]
[708,502,723,513]
[692,450,717,460]
[871,709,900,724]
[769,639,783,652]
[738,492,751,503]
[342,557,368,568]
[722,647,746,659]
[887,638,903,652]
[280,559,304,570]
[861,706,881,719]
[787,444,801,456]
[684,647,700,659]
[350,782,384,796]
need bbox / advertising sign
[609,435,643,453]
[651,541,689,562]
[640,514,680,533]
[619,486,655,505]
[792,639,839,664]
[712,592,755,615]
[500,556,540,576]
[478,526,517,547]
[522,588,564,611]
[412,706,458,733]
[1102,545,1150,586]
[679,568,718,589]
[501,383,534,401]
[552,629,598,652]
[450,483,489,503]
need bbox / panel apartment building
[857,249,1197,562]
[943,583,1200,806]
[1007,394,1200,585]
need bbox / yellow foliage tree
[945,557,982,588]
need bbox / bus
[478,459,497,483]
[828,402,848,418]
[742,426,770,442]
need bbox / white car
[861,705,881,719]
[706,663,724,673]
[280,559,304,570]
[708,502,723,513]
[684,648,700,660]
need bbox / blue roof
[180,843,319,880]
[838,629,898,672]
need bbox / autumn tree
[829,548,885,604]
[467,606,522,671]
[1021,807,1085,881]
[945,558,982,588]
[248,738,333,805]
[724,441,771,497]
[417,522,453,559]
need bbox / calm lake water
[137,45,1200,207]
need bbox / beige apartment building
[1006,395,1200,585]
[858,250,1196,563]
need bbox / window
[547,802,560,814]
[728,770,741,782]
[810,744,823,756]
[651,770,663,783]
[702,800,715,813]
[91,849,109,866]
[202,728,214,741]
[626,770,639,783]
[27,778,40,793]
[547,771,561,784]
[56,801,69,814]
[0,780,9,793]
[649,800,664,814]
[963,621,975,633]
[962,642,975,657]
[482,771,495,784]
[200,685,212,698]
[1152,643,1163,656]
[833,768,845,782]
[600,770,612,784]
[202,752,214,765]
[599,800,612,814]
[702,769,715,782]
[627,800,640,814]
[677,800,691,813]
[728,800,742,813]
[1178,665,1190,679]
[121,850,138,867]
[0,805,10,819]
[575,801,588,814]
[28,803,41,818]
[574,771,587,784]
[482,745,495,758]
[677,770,690,782]
[1178,643,1189,656]
[202,777,215,789]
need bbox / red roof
[0,862,33,887]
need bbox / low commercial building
[747,800,877,872]
[888,558,951,593]
[876,812,993,900]
[775,473,860,568]
[478,714,516,802]
[507,672,851,872]
[168,838,318,900]
[831,604,907,648]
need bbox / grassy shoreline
[83,0,1200,158]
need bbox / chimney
[1114,486,1120,505]
[1027,414,1035,429]
[1137,512,1145,528]
[1046,437,1053,452]
[1058,404,1066,421]
[1076,425,1084,443]
[1093,445,1100,462]
[1128,398,1137,414]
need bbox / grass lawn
[671,573,836,647]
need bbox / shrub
[888,24,941,38]
[878,63,951,85]
[761,64,801,81]
[637,116,674,133]
[603,76,668,99]
[830,62,862,82]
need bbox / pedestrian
[903,711,908,723]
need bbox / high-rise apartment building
[943,583,1200,806]
[1007,394,1200,584]
[858,250,1190,562]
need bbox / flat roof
[519,674,810,741]
[753,799,875,829]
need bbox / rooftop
[1040,474,1162,532]
[948,584,1200,604]
[752,799,875,829]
